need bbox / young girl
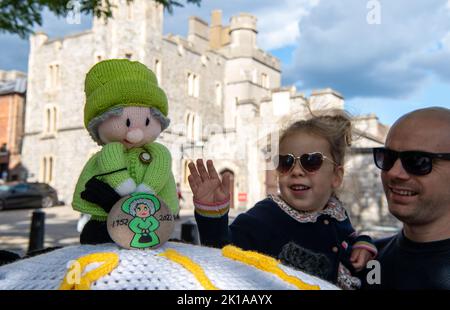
[188,112,377,289]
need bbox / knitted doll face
[277,131,343,212]
[98,106,162,149]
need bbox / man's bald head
[387,107,450,152]
[398,106,450,119]
[392,107,450,131]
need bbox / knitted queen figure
[72,59,179,245]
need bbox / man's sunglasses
[373,147,450,176]
[275,152,337,174]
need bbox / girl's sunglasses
[373,147,450,176]
[275,152,337,174]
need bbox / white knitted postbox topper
[0,242,338,290]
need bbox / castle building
[22,0,395,227]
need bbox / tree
[0,0,201,39]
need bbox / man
[365,107,450,289]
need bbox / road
[0,205,217,257]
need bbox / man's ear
[332,165,344,189]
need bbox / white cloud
[440,31,450,50]
[283,0,450,99]
[256,10,303,50]
[255,0,319,50]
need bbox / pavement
[0,204,241,257]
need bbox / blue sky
[1,0,450,125]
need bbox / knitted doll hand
[115,178,137,196]
[135,183,156,195]
[81,177,121,213]
[188,159,230,205]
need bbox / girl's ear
[332,165,344,189]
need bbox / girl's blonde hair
[279,110,353,165]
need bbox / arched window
[215,82,222,106]
[45,108,51,133]
[41,157,47,183]
[43,105,58,135]
[40,155,55,184]
[220,169,235,209]
[186,113,193,141]
[52,106,57,133]
[154,59,162,83]
[261,73,269,88]
[187,72,200,98]
[183,160,190,186]
[193,114,201,141]
[193,75,200,97]
[48,156,53,184]
[47,63,60,90]
[126,1,133,20]
[186,112,201,142]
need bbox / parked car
[0,182,60,211]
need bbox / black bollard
[180,219,199,245]
[28,210,45,254]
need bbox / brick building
[0,70,27,181]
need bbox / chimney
[209,10,222,49]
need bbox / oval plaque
[107,193,175,250]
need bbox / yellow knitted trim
[159,249,219,290]
[222,245,320,290]
[59,252,119,290]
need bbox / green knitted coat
[72,142,178,221]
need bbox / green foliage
[0,0,201,38]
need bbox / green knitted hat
[84,59,168,128]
